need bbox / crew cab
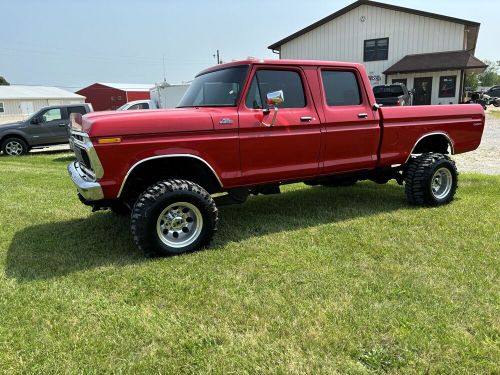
[67,59,484,256]
[373,83,412,106]
[0,103,93,156]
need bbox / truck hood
[81,108,216,138]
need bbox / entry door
[238,67,322,184]
[20,101,34,115]
[413,77,433,105]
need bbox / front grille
[74,145,91,170]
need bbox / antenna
[213,50,221,64]
[162,55,166,82]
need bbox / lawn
[0,153,499,374]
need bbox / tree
[478,60,500,87]
[464,72,480,91]
[0,76,9,85]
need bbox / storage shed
[268,0,487,105]
[0,85,85,124]
[76,83,153,111]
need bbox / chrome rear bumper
[68,161,104,201]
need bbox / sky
[0,0,497,91]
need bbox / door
[20,101,34,116]
[238,67,322,184]
[320,69,381,174]
[30,107,69,144]
[413,77,433,105]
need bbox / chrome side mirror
[262,90,284,127]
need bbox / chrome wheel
[431,167,453,200]
[5,140,24,156]
[156,202,203,248]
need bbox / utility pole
[213,50,221,64]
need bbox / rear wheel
[404,153,457,206]
[2,137,28,156]
[131,179,218,256]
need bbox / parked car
[116,100,152,110]
[373,83,412,106]
[0,103,93,156]
[485,85,500,99]
[67,59,484,256]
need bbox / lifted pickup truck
[68,59,484,256]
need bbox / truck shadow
[5,183,407,281]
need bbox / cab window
[245,69,306,109]
[321,70,362,106]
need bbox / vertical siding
[280,4,465,87]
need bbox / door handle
[58,122,67,126]
[358,113,368,119]
[300,116,313,122]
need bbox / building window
[0,102,4,113]
[321,70,361,106]
[439,76,457,98]
[364,38,389,61]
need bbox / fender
[405,131,455,163]
[117,154,223,197]
[0,130,30,145]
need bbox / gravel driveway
[453,113,500,175]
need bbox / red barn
[76,83,153,111]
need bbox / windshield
[373,85,405,98]
[116,103,129,110]
[178,66,248,107]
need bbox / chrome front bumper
[68,161,104,201]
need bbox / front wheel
[404,153,458,206]
[2,137,28,156]
[131,179,218,256]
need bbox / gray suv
[0,103,93,156]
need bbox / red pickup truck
[68,59,484,256]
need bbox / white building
[0,85,85,124]
[268,0,487,105]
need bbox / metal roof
[97,83,154,91]
[268,0,480,51]
[0,85,85,100]
[383,50,488,74]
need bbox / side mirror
[266,90,284,106]
[31,117,41,124]
[262,90,284,127]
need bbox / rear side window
[67,106,87,115]
[321,71,361,106]
[245,69,306,109]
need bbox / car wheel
[404,153,458,206]
[1,137,29,156]
[131,179,218,257]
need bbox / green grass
[0,152,499,374]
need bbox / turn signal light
[97,137,122,144]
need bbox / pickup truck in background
[67,59,484,256]
[0,103,93,156]
[373,83,412,106]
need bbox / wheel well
[412,134,452,156]
[119,157,222,205]
[0,134,29,148]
